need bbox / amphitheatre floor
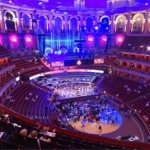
[71,121,120,134]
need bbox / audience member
[20,128,28,137]
[28,130,38,139]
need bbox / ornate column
[77,21,80,31]
[62,21,65,30]
[144,11,149,34]
[46,20,49,31]
[130,20,134,33]
[124,19,127,32]
[48,15,53,31]
[37,19,40,30]
[68,21,70,30]
[110,15,115,34]
[29,18,32,30]
[0,9,5,33]
[95,15,99,25]
[20,18,23,31]
[93,21,96,26]
[52,20,55,30]
[80,15,84,26]
[64,15,68,31]
[126,14,132,34]
[17,10,21,33]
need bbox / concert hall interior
[0,0,150,149]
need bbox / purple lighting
[115,34,125,47]
[87,35,94,47]
[94,26,99,30]
[100,35,107,47]
[24,35,32,42]
[88,36,94,42]
[0,35,3,46]
[24,34,33,48]
[26,38,32,42]
[9,35,18,43]
[9,34,19,49]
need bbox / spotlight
[77,60,82,65]
[94,26,99,30]
[88,37,94,42]
[38,1,43,5]
[26,37,32,42]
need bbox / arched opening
[99,16,110,33]
[116,15,126,33]
[132,13,144,33]
[86,17,93,32]
[39,16,47,33]
[22,14,30,31]
[70,17,78,31]
[5,11,16,32]
[54,17,62,31]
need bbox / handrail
[0,77,16,96]
[0,104,150,149]
[0,64,15,75]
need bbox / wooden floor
[70,121,121,135]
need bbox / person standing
[98,124,102,133]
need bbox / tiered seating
[1,114,146,150]
[121,36,150,49]
[100,76,150,102]
[22,66,48,77]
[0,74,14,88]
[10,49,35,59]
[120,52,150,63]
[0,45,11,58]
[104,56,116,65]
[12,59,43,74]
[3,83,52,125]
[129,93,150,130]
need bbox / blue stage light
[38,1,43,5]
[57,50,62,55]
[94,26,99,30]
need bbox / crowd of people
[34,74,97,99]
[55,94,121,131]
[0,109,56,147]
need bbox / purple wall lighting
[87,35,94,47]
[9,34,19,49]
[88,36,94,42]
[0,34,4,46]
[115,34,125,47]
[24,34,33,48]
[100,35,107,47]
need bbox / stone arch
[4,10,17,32]
[100,15,110,22]
[38,15,48,20]
[70,17,78,31]
[54,16,63,30]
[85,17,94,32]
[116,14,127,33]
[22,13,31,29]
[54,16,64,21]
[69,16,79,21]
[39,15,47,32]
[4,10,16,18]
[132,13,144,33]
[100,15,110,33]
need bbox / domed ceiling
[1,0,107,10]
[1,0,149,14]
